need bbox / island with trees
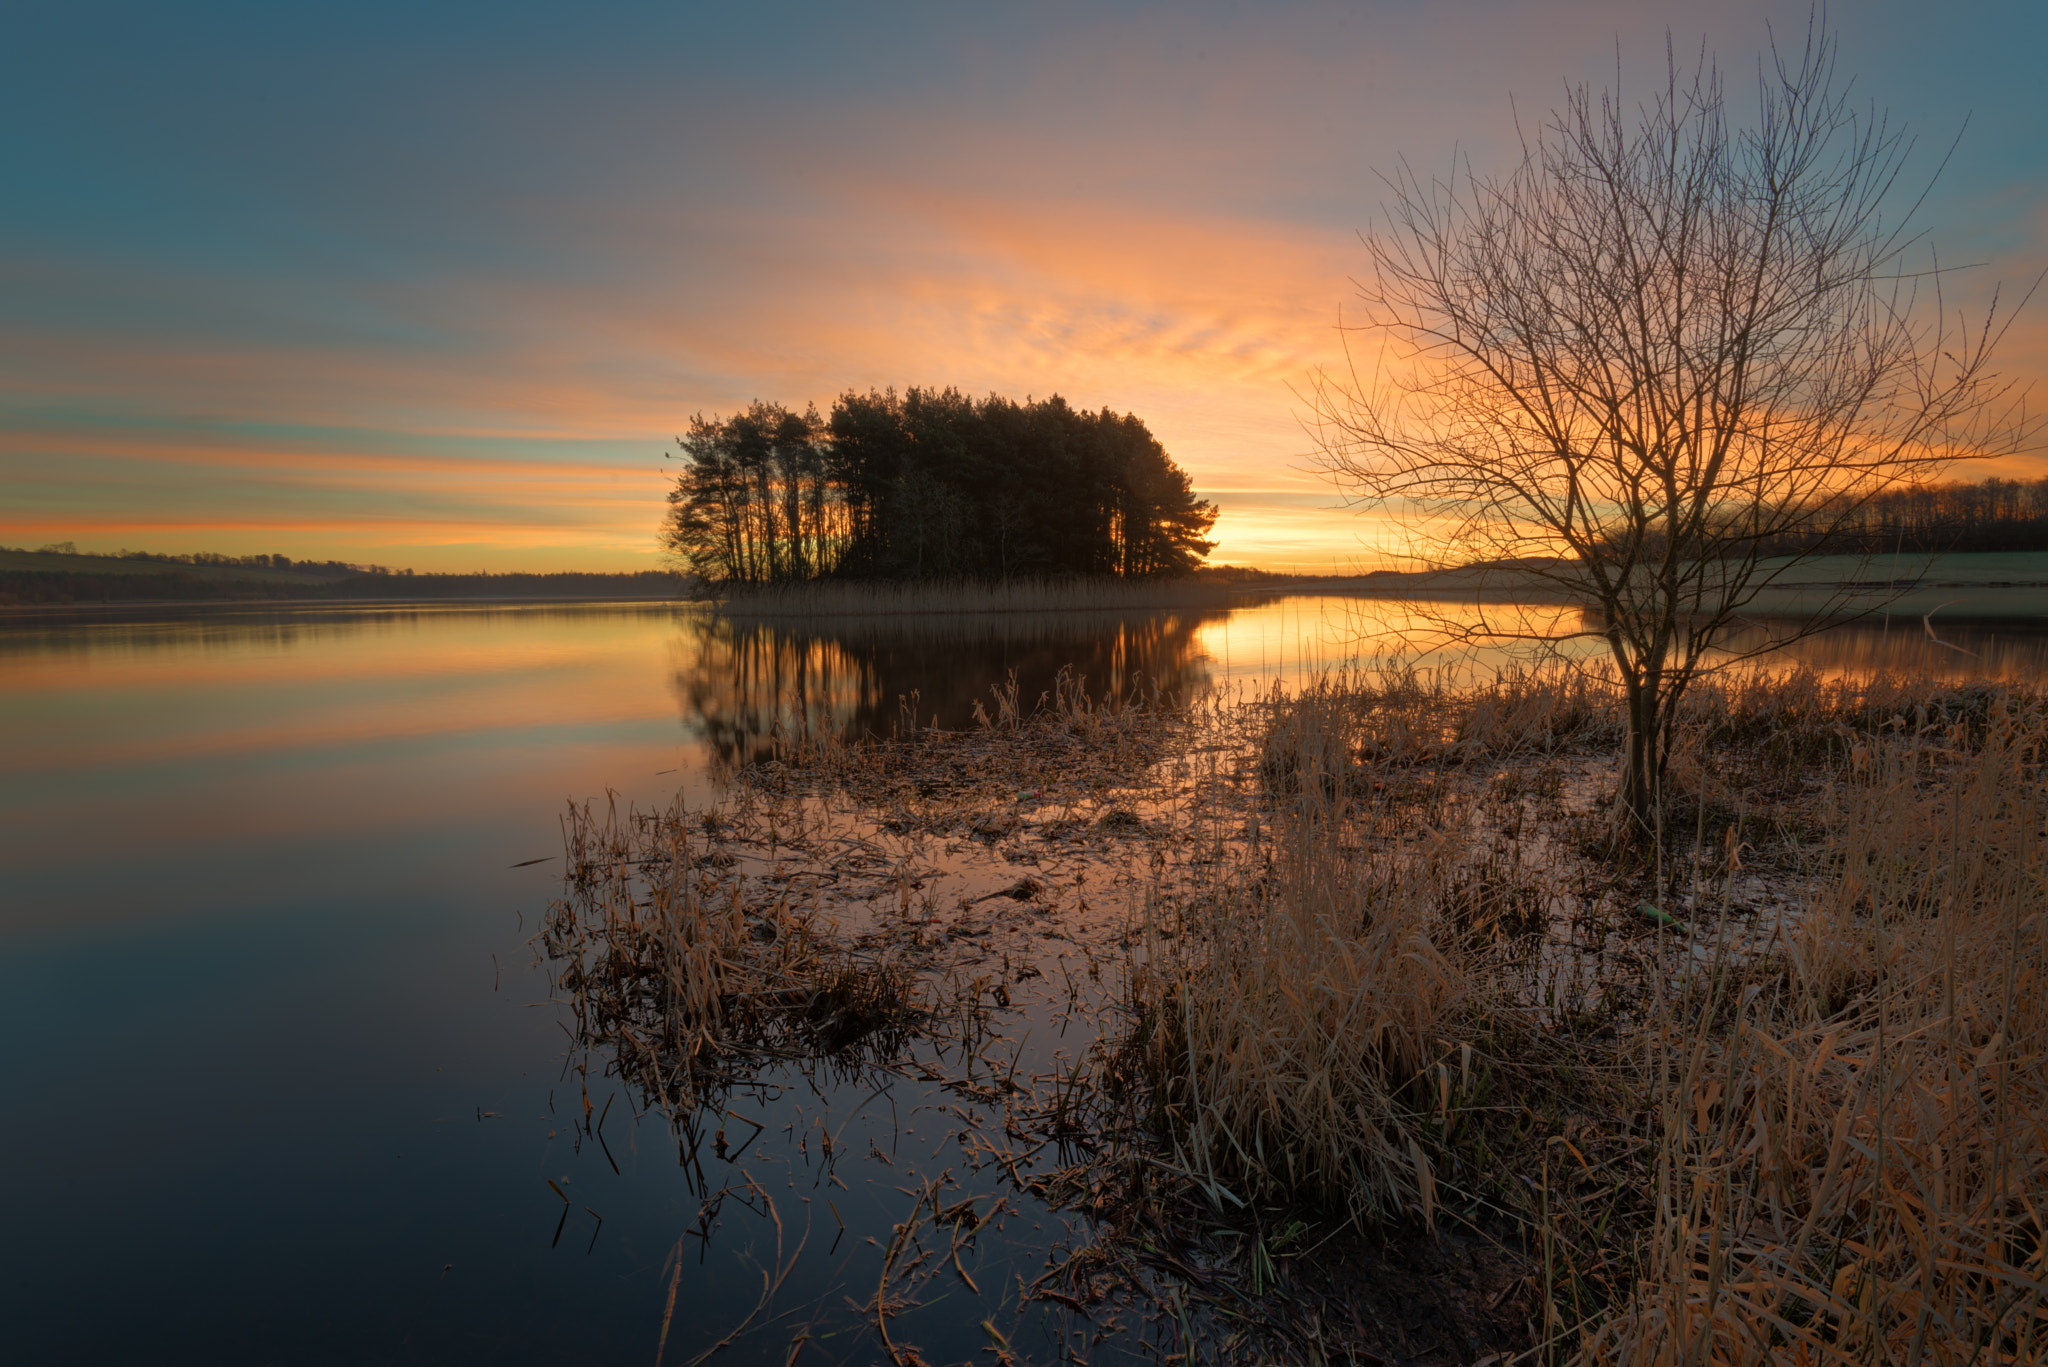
[661,387,1218,584]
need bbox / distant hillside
[0,546,689,605]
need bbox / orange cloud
[7,0,2042,573]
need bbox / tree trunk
[1617,678,1660,838]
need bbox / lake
[5,595,2043,1363]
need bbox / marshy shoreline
[540,658,2048,1365]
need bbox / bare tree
[1307,24,2036,832]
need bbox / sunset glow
[4,1,2044,572]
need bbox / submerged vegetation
[542,654,2048,1364]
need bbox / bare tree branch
[1305,19,2039,831]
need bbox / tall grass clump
[1582,695,2048,1366]
[1102,660,2047,1361]
[1125,801,1470,1222]
[1121,669,1602,1224]
[1257,663,1615,790]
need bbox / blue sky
[4,0,2044,570]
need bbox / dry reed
[539,793,926,1117]
[1111,668,1611,1226]
[540,645,2047,1363]
[1580,695,2048,1366]
[1093,661,2047,1362]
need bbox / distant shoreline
[7,552,2046,626]
[0,593,701,625]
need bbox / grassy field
[1746,550,2048,621]
[1318,551,2048,620]
[1755,549,2048,583]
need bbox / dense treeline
[25,542,400,577]
[662,389,1218,584]
[0,571,321,604]
[316,570,684,600]
[1810,474,2048,554]
[1747,474,2048,557]
[1591,473,2048,563]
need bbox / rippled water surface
[4,596,2042,1363]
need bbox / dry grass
[1091,662,2048,1363]
[538,793,928,1116]
[541,648,2048,1364]
[1121,812,1471,1222]
[1102,669,1613,1249]
[1583,698,2048,1366]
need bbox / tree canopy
[663,389,1217,583]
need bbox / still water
[4,597,2042,1363]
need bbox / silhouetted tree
[666,389,1216,584]
[1307,25,2036,833]
[664,402,838,584]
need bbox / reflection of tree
[670,610,1222,770]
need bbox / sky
[4,0,2045,573]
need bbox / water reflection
[4,594,2041,1364]
[1189,594,2048,692]
[668,598,2048,771]
[670,608,1226,769]
[0,601,707,932]
[1191,595,1597,691]
[1712,616,2048,681]
[0,599,690,663]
